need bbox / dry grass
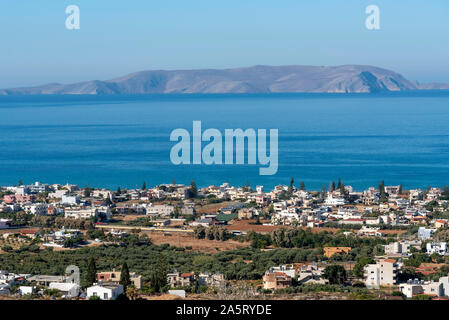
[225,219,284,234]
[195,201,237,214]
[142,231,249,254]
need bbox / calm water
[1,92,449,191]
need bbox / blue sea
[1,92,449,191]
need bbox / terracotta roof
[382,259,396,263]
[180,272,194,277]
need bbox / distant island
[1,64,449,95]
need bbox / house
[262,271,292,290]
[0,219,11,229]
[0,284,10,295]
[426,242,448,255]
[295,263,328,285]
[19,286,35,296]
[434,219,448,229]
[61,195,80,205]
[29,203,48,215]
[86,283,124,300]
[267,265,296,278]
[418,227,435,240]
[197,273,225,287]
[28,275,67,286]
[339,218,365,225]
[238,208,257,220]
[358,226,382,237]
[384,241,421,256]
[49,282,81,298]
[325,196,345,206]
[167,272,195,288]
[146,204,174,216]
[190,218,213,227]
[323,247,351,258]
[20,229,39,239]
[48,189,68,199]
[96,269,142,289]
[438,276,449,296]
[65,207,98,219]
[0,271,25,287]
[399,279,444,298]
[364,259,400,289]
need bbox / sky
[1,0,449,88]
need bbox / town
[1,178,449,300]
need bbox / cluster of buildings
[167,271,225,288]
[262,263,328,290]
[0,269,133,300]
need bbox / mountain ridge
[1,65,448,95]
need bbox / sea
[1,91,449,191]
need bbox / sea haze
[1,91,449,190]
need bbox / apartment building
[364,259,400,289]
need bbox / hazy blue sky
[1,0,448,87]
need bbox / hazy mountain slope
[1,65,445,95]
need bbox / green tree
[116,186,122,195]
[339,183,346,196]
[142,182,147,190]
[299,181,305,191]
[353,257,375,279]
[84,185,92,197]
[321,184,326,199]
[18,179,23,186]
[323,265,347,285]
[187,180,198,198]
[379,180,387,202]
[104,197,112,206]
[150,255,168,293]
[86,257,97,287]
[120,262,131,292]
[287,178,294,196]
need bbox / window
[104,293,108,299]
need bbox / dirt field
[142,231,250,254]
[225,220,281,234]
[195,201,237,214]
[113,214,144,222]
[225,220,407,236]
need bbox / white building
[29,203,48,215]
[65,207,98,219]
[267,265,297,278]
[49,282,81,298]
[426,242,448,255]
[146,204,174,216]
[384,241,421,256]
[49,189,68,199]
[399,280,443,298]
[86,283,124,300]
[418,227,436,240]
[61,195,80,205]
[19,286,35,296]
[325,196,345,206]
[364,259,400,289]
[0,219,11,229]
